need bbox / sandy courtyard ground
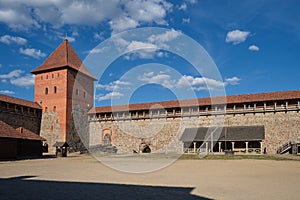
[0,154,299,200]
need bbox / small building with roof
[0,120,45,159]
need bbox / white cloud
[0,0,173,33]
[96,91,124,101]
[0,35,27,45]
[148,29,181,44]
[94,32,105,41]
[177,75,225,91]
[0,69,34,88]
[0,90,15,94]
[0,7,40,30]
[225,77,240,85]
[124,0,172,25]
[187,0,198,4]
[96,80,131,91]
[97,72,240,100]
[19,48,46,59]
[10,74,35,88]
[178,3,187,11]
[248,45,259,51]
[126,41,159,59]
[182,18,190,24]
[111,28,182,58]
[226,30,250,45]
[109,15,139,34]
[0,69,24,79]
[139,72,174,88]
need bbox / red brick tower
[31,39,96,152]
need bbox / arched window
[83,91,86,98]
[45,87,48,94]
[53,106,56,112]
[45,107,48,112]
[54,86,57,94]
[50,125,54,132]
[76,89,79,95]
[103,134,111,145]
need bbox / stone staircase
[277,142,292,154]
[277,140,300,154]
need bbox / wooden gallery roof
[0,94,41,109]
[91,90,300,114]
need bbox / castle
[0,39,299,158]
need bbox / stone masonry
[89,108,300,154]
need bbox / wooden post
[231,142,235,151]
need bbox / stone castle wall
[0,104,42,135]
[89,111,300,154]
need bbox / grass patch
[179,154,295,161]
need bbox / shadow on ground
[0,176,211,200]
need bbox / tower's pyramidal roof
[31,39,96,80]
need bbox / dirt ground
[0,154,300,200]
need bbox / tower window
[45,87,48,94]
[83,91,86,98]
[54,86,57,94]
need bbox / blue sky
[0,0,299,106]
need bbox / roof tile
[0,121,45,141]
[0,94,41,109]
[91,90,300,113]
[31,39,96,80]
